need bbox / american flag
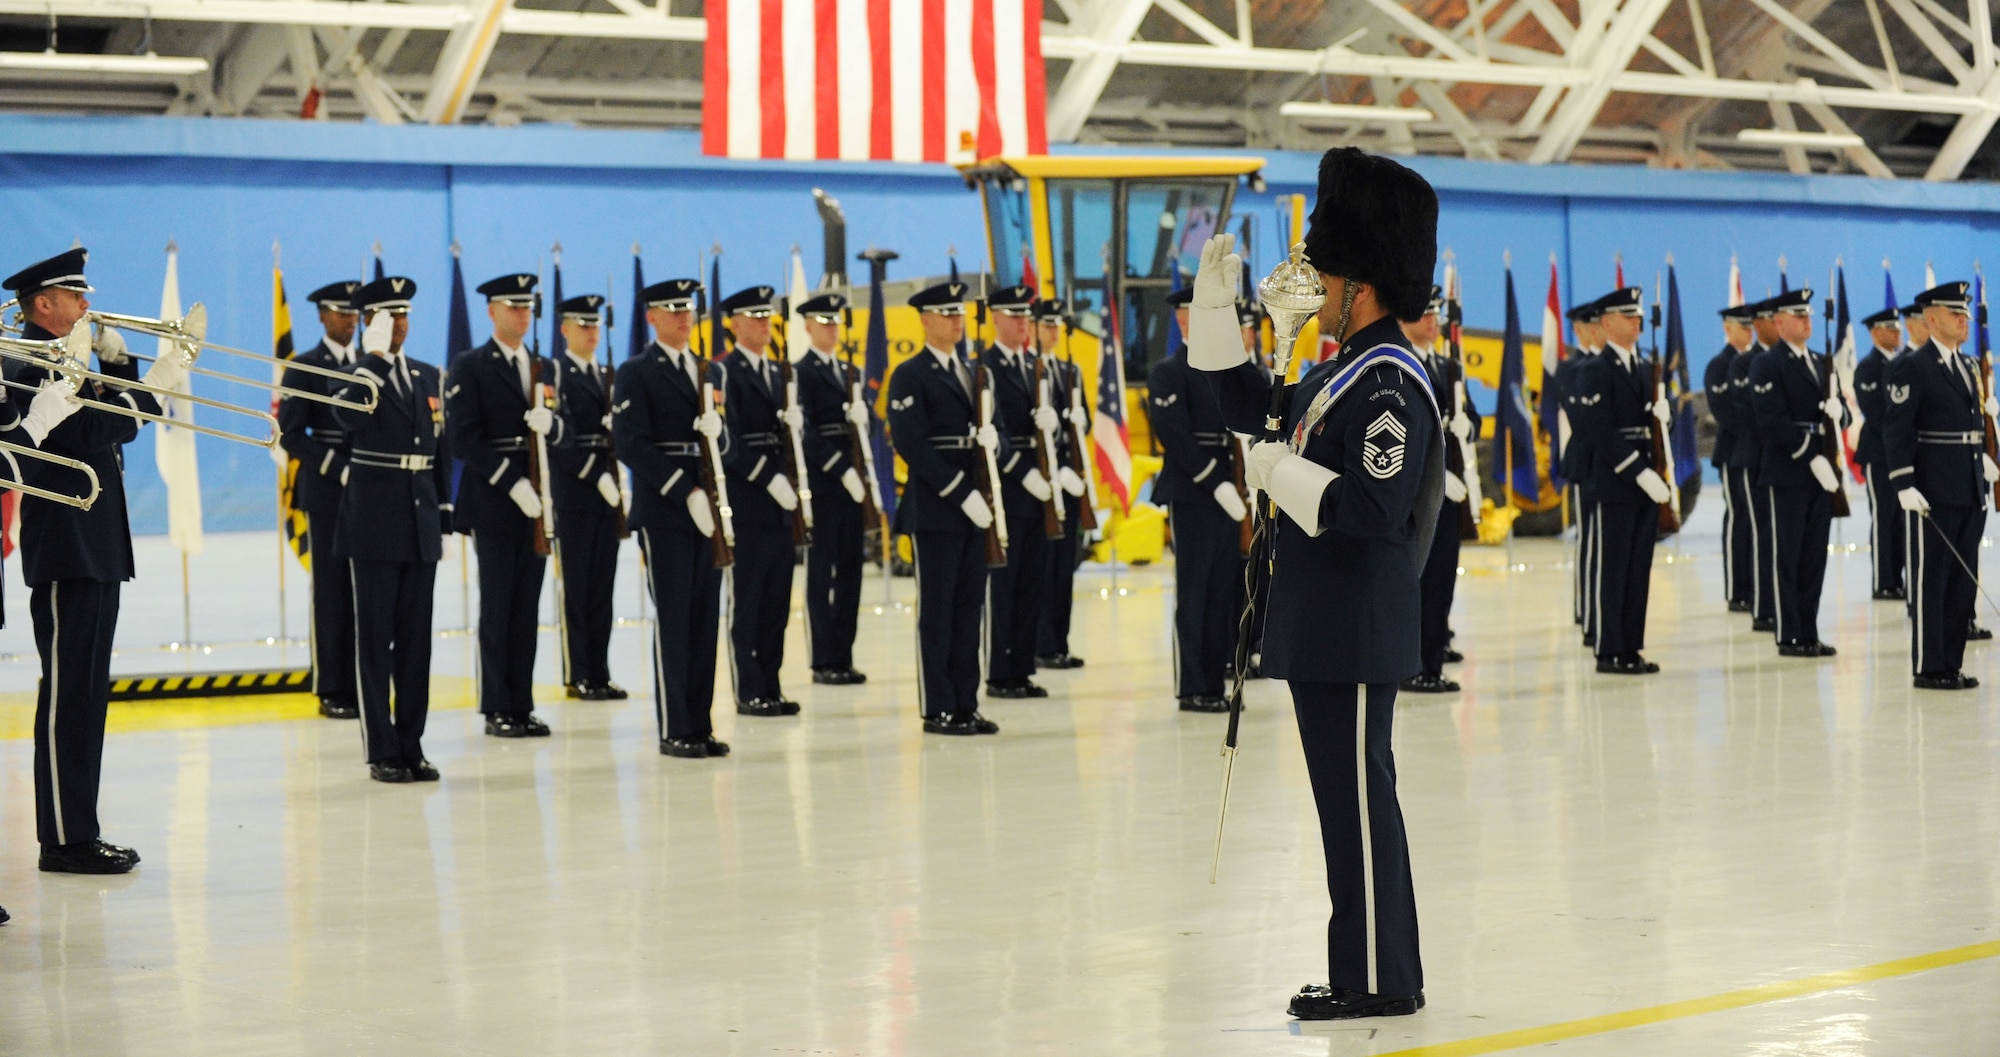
[1539,255,1564,486]
[702,0,1046,162]
[1094,306,1133,512]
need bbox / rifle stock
[774,348,814,548]
[528,357,558,556]
[974,365,1009,568]
[696,356,735,569]
[1981,294,2000,513]
[604,362,631,540]
[1032,354,1065,540]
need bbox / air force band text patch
[1363,410,1408,479]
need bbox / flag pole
[181,551,193,650]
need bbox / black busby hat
[1859,306,1900,328]
[1164,287,1194,307]
[558,294,606,322]
[1300,147,1439,322]
[1914,281,1971,311]
[477,273,539,305]
[1718,302,1757,323]
[307,280,362,312]
[719,285,778,316]
[908,281,969,314]
[353,275,418,313]
[793,291,848,320]
[1595,286,1644,317]
[985,284,1036,315]
[1031,298,1068,323]
[3,247,93,296]
[641,278,701,309]
[1565,296,1604,324]
[1768,287,1815,316]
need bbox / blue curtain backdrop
[6,114,2000,532]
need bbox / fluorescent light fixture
[1736,128,1864,150]
[0,51,210,76]
[1279,101,1434,124]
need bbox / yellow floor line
[0,676,511,740]
[1379,939,2000,1056]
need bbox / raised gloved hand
[976,423,999,451]
[1808,454,1839,493]
[1057,466,1086,496]
[597,473,622,507]
[846,399,869,428]
[1212,481,1248,522]
[92,325,130,366]
[841,467,865,502]
[1033,405,1060,433]
[694,409,723,439]
[686,489,715,537]
[362,311,393,356]
[960,489,993,529]
[142,349,188,392]
[766,473,799,511]
[781,405,804,431]
[1652,397,1674,425]
[1443,472,1468,503]
[524,406,553,436]
[1820,396,1844,422]
[1634,467,1671,503]
[1449,412,1473,440]
[1022,467,1053,501]
[1187,234,1249,372]
[1245,440,1290,494]
[1898,486,1931,514]
[1984,453,2000,484]
[20,375,82,445]
[509,478,544,520]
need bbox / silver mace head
[1259,242,1327,366]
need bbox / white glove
[766,473,799,511]
[1212,481,1248,522]
[142,351,187,392]
[362,311,393,356]
[19,377,82,445]
[694,409,723,439]
[92,325,129,366]
[846,400,869,428]
[1820,396,1844,422]
[686,489,716,537]
[1066,405,1088,427]
[1449,411,1473,440]
[509,478,544,520]
[1809,454,1839,493]
[1443,472,1468,504]
[841,467,865,502]
[976,423,999,451]
[1245,440,1290,494]
[1033,405,1060,433]
[1022,467,1053,501]
[1986,394,1999,417]
[1898,487,1931,515]
[596,473,621,507]
[524,406,553,436]
[960,489,993,529]
[1652,397,1673,426]
[1188,234,1249,372]
[781,405,804,430]
[1984,454,2000,484]
[1057,466,1086,496]
[1634,467,1671,503]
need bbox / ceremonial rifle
[1444,263,1482,540]
[603,296,630,540]
[974,363,1010,568]
[1647,276,1682,535]
[840,304,888,532]
[1981,273,2000,512]
[693,286,735,569]
[1032,351,1066,540]
[1819,281,1851,518]
[771,310,814,548]
[527,283,558,557]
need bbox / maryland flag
[272,263,311,569]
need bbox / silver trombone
[0,439,103,510]
[0,323,282,449]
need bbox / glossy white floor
[1,499,1996,1057]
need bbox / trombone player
[5,247,189,875]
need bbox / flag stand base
[110,668,314,701]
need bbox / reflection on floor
[1,503,1996,1056]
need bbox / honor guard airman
[1404,287,1479,693]
[1881,281,1995,690]
[0,306,87,622]
[1148,286,1250,712]
[332,277,452,783]
[1853,306,1907,601]
[1033,297,1092,671]
[976,283,1059,699]
[1557,296,1604,641]
[278,280,363,719]
[1193,149,1443,1019]
[612,278,730,758]
[714,285,805,717]
[1570,286,1668,674]
[1747,287,1841,657]
[5,247,160,874]
[1733,297,1781,632]
[445,272,566,738]
[793,291,871,686]
[1705,302,1757,612]
[887,281,1003,735]
[549,293,627,702]
[1901,301,1931,356]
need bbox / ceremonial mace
[1211,243,1326,883]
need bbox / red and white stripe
[703,0,1047,163]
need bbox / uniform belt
[929,435,975,450]
[312,429,347,443]
[653,441,700,456]
[1617,426,1652,439]
[1192,432,1233,447]
[490,437,531,452]
[1791,421,1826,434]
[814,423,852,438]
[1007,435,1036,448]
[574,435,612,449]
[350,450,434,471]
[740,431,782,447]
[1916,430,1984,445]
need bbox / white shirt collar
[1874,343,1899,358]
[1786,340,1809,356]
[927,345,961,368]
[327,337,355,361]
[494,337,526,360]
[565,350,596,372]
[809,345,838,365]
[995,341,1025,361]
[1935,339,1960,358]
[737,345,767,365]
[1605,341,1636,365]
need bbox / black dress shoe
[986,679,1049,699]
[923,713,978,735]
[484,714,532,738]
[1441,648,1464,664]
[1728,599,1753,612]
[1596,654,1660,675]
[0,904,9,925]
[318,697,358,719]
[39,839,139,874]
[702,737,731,757]
[598,681,629,699]
[1581,632,1596,648]
[812,668,868,685]
[1871,588,1906,601]
[659,737,709,758]
[964,712,1000,734]
[1969,623,1994,641]
[369,761,415,783]
[1178,695,1229,713]
[565,682,590,699]
[1400,673,1459,693]
[775,698,802,715]
[1914,671,1981,690]
[737,698,789,717]
[408,759,440,782]
[1777,640,1837,657]
[1751,618,1775,632]
[1035,652,1086,669]
[1288,984,1424,1020]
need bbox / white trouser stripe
[1749,484,1764,615]
[1911,512,1927,673]
[1865,476,1879,591]
[1168,506,1182,697]
[724,566,741,702]
[349,562,369,761]
[469,531,485,712]
[1768,490,1784,642]
[48,581,64,844]
[553,540,572,684]
[911,535,926,713]
[1355,697,1378,994]
[642,530,668,734]
[1720,469,1734,589]
[1590,507,1604,650]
